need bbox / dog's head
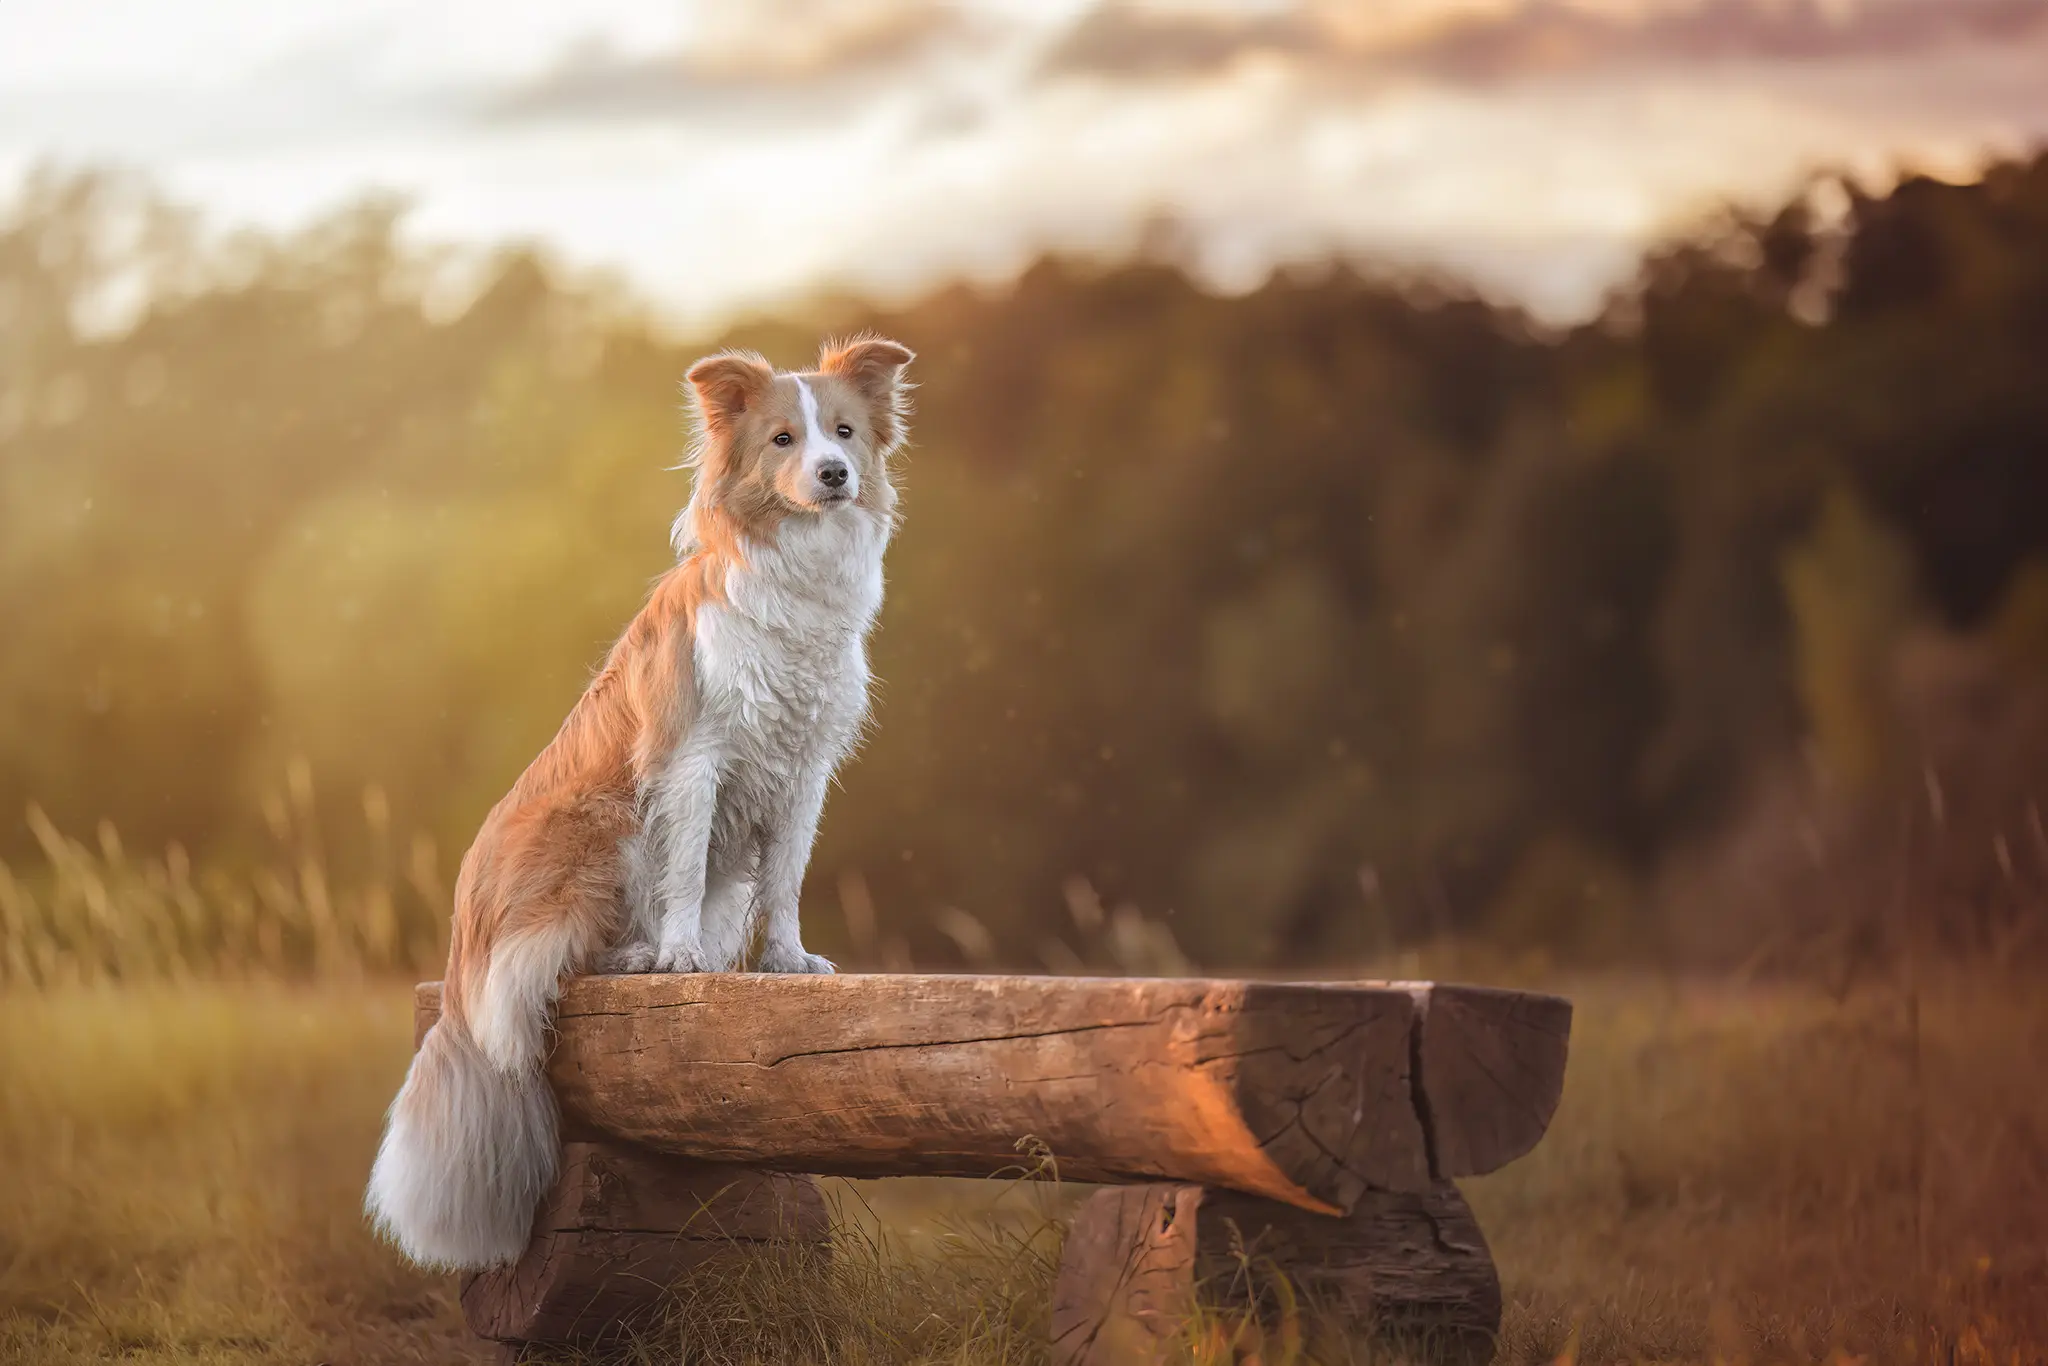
[682,336,914,542]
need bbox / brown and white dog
[364,337,914,1269]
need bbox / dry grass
[3,966,2043,1366]
[1472,969,2048,1365]
[0,770,450,987]
[0,982,474,1365]
[2,805,2044,1364]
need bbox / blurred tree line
[3,156,2045,969]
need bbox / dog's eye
[836,424,854,439]
[773,432,793,446]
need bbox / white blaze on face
[793,377,855,501]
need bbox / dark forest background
[4,155,2045,974]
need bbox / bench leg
[1050,1180,1500,1366]
[461,1140,829,1356]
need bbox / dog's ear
[819,336,915,446]
[685,350,775,434]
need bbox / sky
[3,0,2047,327]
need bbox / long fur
[365,337,914,1269]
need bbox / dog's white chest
[694,515,886,775]
[696,609,865,763]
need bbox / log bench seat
[409,973,1571,1363]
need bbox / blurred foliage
[1780,486,1922,793]
[2,154,2046,970]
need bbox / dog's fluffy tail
[365,920,582,1270]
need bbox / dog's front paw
[756,942,837,975]
[593,941,658,975]
[653,937,710,973]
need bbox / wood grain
[1411,982,1574,1177]
[418,972,1428,1212]
[1046,1184,1202,1366]
[460,1140,827,1346]
[1050,1181,1500,1366]
[412,973,1570,1210]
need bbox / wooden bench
[411,973,1571,1363]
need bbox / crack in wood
[1407,989,1443,1180]
[753,1018,1165,1067]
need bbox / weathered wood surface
[1047,1184,1204,1365]
[414,973,1568,1215]
[461,1140,827,1347]
[1049,1180,1500,1366]
[1408,981,1574,1177]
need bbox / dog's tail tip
[364,1019,556,1271]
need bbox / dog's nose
[817,460,849,489]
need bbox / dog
[364,336,914,1270]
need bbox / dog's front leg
[750,763,836,975]
[647,745,721,973]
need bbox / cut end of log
[1408,982,1573,1177]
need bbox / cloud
[479,0,2048,129]
[1041,0,2048,85]
[12,0,2043,334]
[485,0,981,121]
[1038,8,1324,80]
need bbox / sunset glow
[4,0,2046,321]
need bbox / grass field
[1,967,2043,1366]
